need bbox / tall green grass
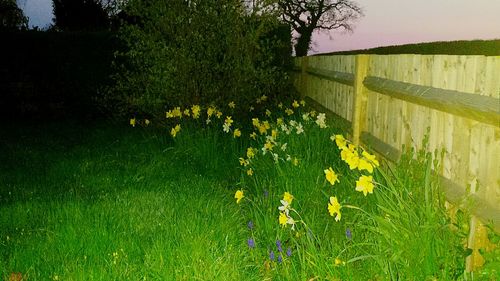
[1,101,499,280]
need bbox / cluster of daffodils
[237,100,332,178]
[322,134,381,222]
[278,192,297,230]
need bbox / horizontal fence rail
[293,54,500,272]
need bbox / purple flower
[263,190,269,198]
[286,247,292,257]
[277,254,283,263]
[269,250,275,261]
[247,221,254,230]
[276,240,283,252]
[247,238,255,248]
[346,228,352,240]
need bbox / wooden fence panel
[293,54,500,235]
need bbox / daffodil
[278,199,290,215]
[252,118,260,127]
[356,175,375,196]
[172,107,182,118]
[324,167,339,185]
[292,100,300,108]
[263,141,274,152]
[362,150,380,167]
[260,94,268,101]
[207,107,215,117]
[228,101,235,108]
[292,157,299,166]
[144,119,150,126]
[300,100,306,106]
[357,158,374,173]
[328,196,342,221]
[246,147,256,159]
[332,134,347,149]
[239,157,249,167]
[279,212,288,226]
[170,124,181,137]
[315,113,327,128]
[191,105,201,119]
[235,190,244,204]
[283,192,294,204]
[183,108,190,117]
[246,168,253,176]
[233,128,241,138]
[276,118,284,125]
[129,118,136,127]
[223,116,233,133]
[249,132,257,140]
[295,123,304,134]
[265,109,271,117]
[285,108,294,115]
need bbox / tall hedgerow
[105,0,292,117]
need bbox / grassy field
[0,120,251,280]
[1,100,499,280]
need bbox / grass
[0,120,251,280]
[1,99,499,280]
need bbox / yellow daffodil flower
[228,101,235,109]
[129,118,136,127]
[172,107,182,118]
[170,124,181,137]
[279,212,288,227]
[239,157,249,167]
[234,190,244,204]
[292,100,299,108]
[246,168,253,176]
[191,105,201,119]
[252,118,260,127]
[283,192,294,204]
[207,107,215,117]
[144,119,150,126]
[233,128,241,138]
[362,150,380,167]
[358,158,374,173]
[356,175,375,196]
[265,109,271,117]
[183,109,190,116]
[324,167,340,186]
[300,100,306,106]
[332,134,347,149]
[246,147,256,159]
[328,196,342,221]
[285,108,294,115]
[249,132,257,140]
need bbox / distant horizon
[18,0,500,54]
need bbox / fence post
[300,56,309,99]
[352,55,370,145]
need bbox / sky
[18,0,500,53]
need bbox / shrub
[106,0,292,117]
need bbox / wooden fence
[293,54,500,271]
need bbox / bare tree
[272,0,362,56]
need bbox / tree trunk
[294,28,313,57]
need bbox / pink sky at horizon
[19,0,500,53]
[310,0,500,54]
